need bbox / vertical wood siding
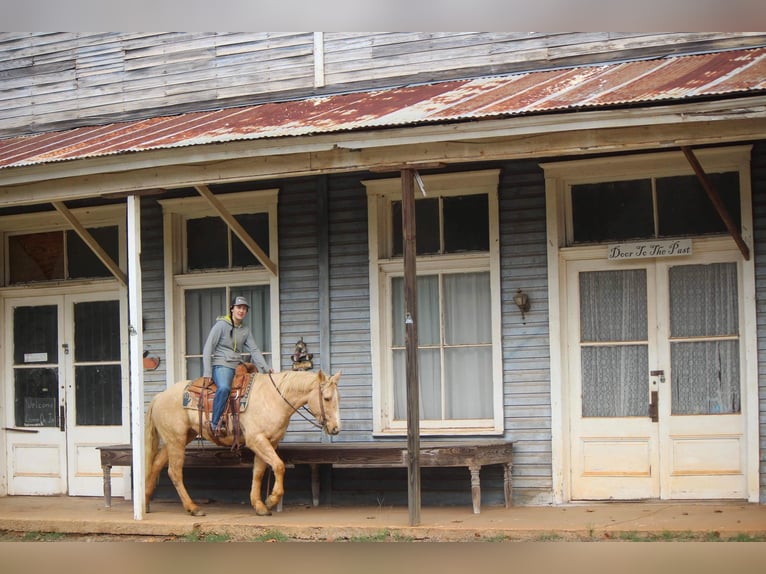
[276,176,322,442]
[497,160,553,504]
[326,174,374,441]
[751,142,766,503]
[138,197,168,406]
[3,32,766,137]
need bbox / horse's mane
[268,369,324,393]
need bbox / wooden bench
[98,439,512,514]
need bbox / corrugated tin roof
[1,47,765,171]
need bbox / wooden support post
[681,146,750,260]
[401,168,421,526]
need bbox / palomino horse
[144,366,341,516]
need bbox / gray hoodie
[202,314,269,378]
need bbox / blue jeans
[211,365,235,427]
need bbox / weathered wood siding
[751,142,766,504]
[498,160,552,504]
[138,197,169,403]
[2,32,766,137]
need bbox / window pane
[9,231,65,283]
[75,364,122,425]
[187,217,228,270]
[393,348,441,420]
[232,213,270,268]
[67,226,119,279]
[572,179,654,243]
[444,272,491,345]
[235,285,271,355]
[74,301,121,362]
[579,269,647,342]
[14,305,58,365]
[581,345,648,417]
[443,195,489,252]
[15,368,59,427]
[657,172,740,237]
[671,341,740,415]
[445,346,492,419]
[392,198,440,256]
[669,263,738,338]
[185,288,226,361]
[391,275,440,347]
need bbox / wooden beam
[680,146,750,260]
[194,184,278,277]
[51,201,128,286]
[401,168,421,527]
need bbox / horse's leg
[144,445,169,512]
[165,442,205,516]
[250,457,271,516]
[248,436,286,514]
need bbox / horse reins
[268,372,326,429]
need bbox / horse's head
[308,370,342,435]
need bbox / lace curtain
[392,272,492,420]
[578,263,740,418]
[579,269,648,417]
[669,263,740,414]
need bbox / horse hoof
[255,508,272,516]
[190,508,207,517]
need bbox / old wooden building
[1,32,765,508]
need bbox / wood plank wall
[750,142,766,504]
[2,32,766,137]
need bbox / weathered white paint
[127,195,146,519]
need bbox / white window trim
[541,145,758,503]
[160,189,281,388]
[363,170,503,436]
[0,204,127,289]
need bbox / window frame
[0,205,126,287]
[160,189,281,387]
[542,146,752,248]
[363,170,503,435]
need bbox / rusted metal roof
[1,47,765,171]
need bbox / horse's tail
[144,398,159,483]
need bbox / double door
[4,293,129,496]
[568,254,748,500]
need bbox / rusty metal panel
[0,47,764,171]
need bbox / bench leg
[102,464,112,508]
[468,464,481,514]
[503,462,512,508]
[310,464,320,507]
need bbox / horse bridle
[268,372,327,430]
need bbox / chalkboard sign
[24,397,57,427]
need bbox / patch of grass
[201,532,233,542]
[251,529,290,542]
[533,532,563,541]
[22,531,67,542]
[481,533,509,542]
[348,529,399,542]
[726,533,766,542]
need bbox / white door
[568,253,748,500]
[5,293,129,496]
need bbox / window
[364,170,502,435]
[160,189,281,381]
[552,149,746,246]
[184,285,272,379]
[1,206,124,286]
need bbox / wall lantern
[514,289,530,323]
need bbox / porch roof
[1,47,765,171]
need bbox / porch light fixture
[514,289,530,323]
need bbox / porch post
[401,168,421,526]
[126,195,146,520]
